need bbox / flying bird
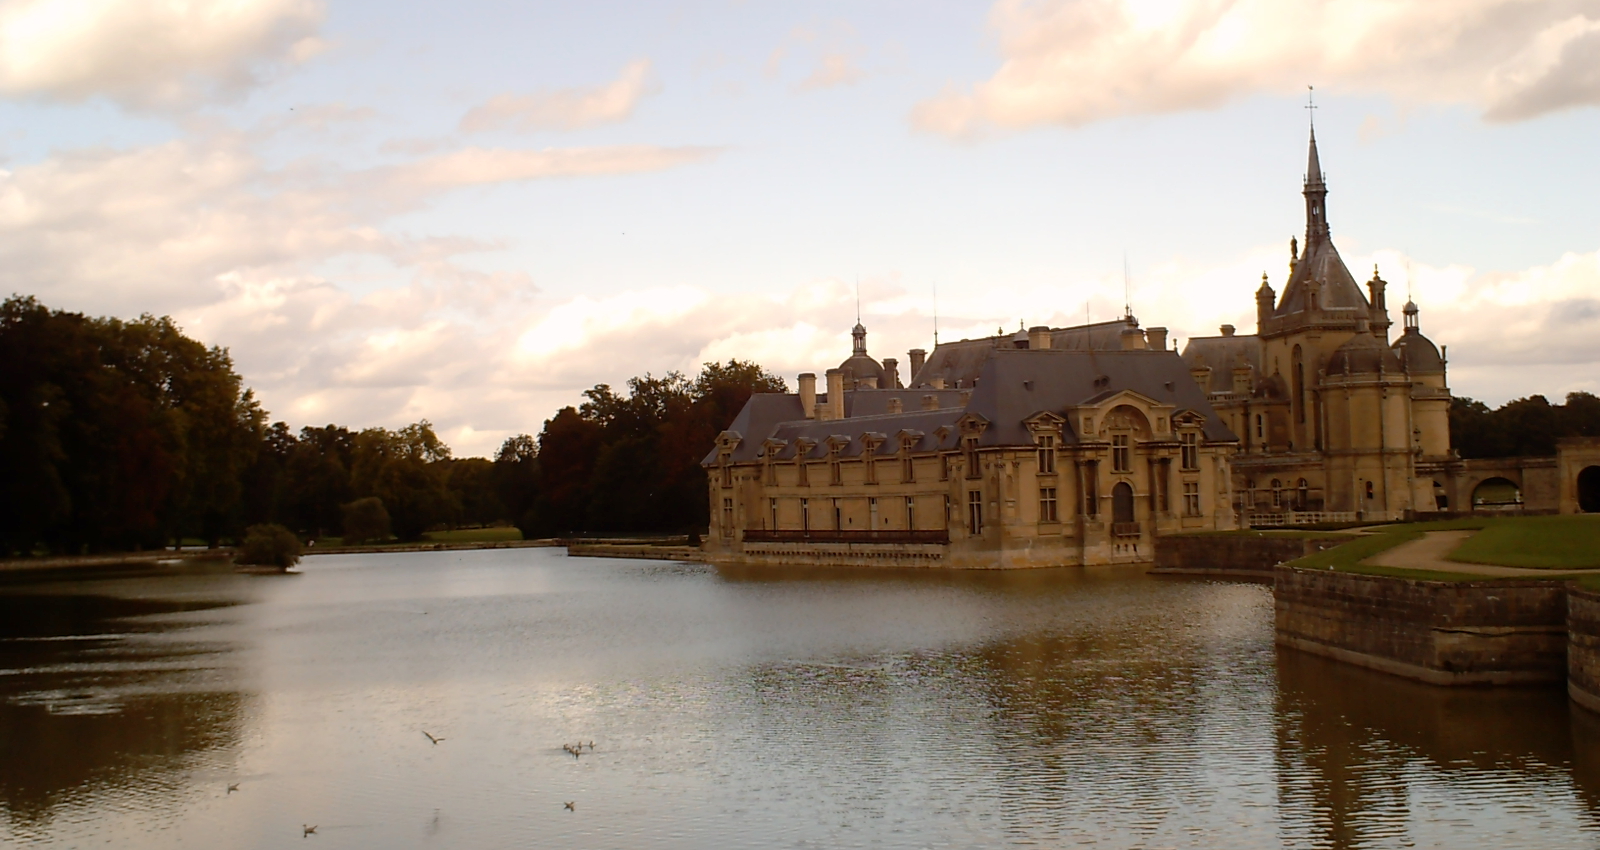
[563,802,575,811]
[227,783,239,794]
[303,824,317,836]
[423,731,444,745]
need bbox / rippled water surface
[2,548,1599,848]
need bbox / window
[964,438,981,479]
[901,441,916,483]
[967,490,984,535]
[722,497,734,532]
[800,498,810,530]
[832,499,842,530]
[1183,482,1201,516]
[1365,480,1375,500]
[1039,487,1058,523]
[1271,478,1282,508]
[1180,431,1199,470]
[764,457,777,486]
[1037,434,1056,474]
[1112,434,1131,473]
[1158,460,1170,513]
[829,447,842,486]
[769,498,778,529]
[797,451,809,487]
[943,494,952,529]
[940,453,951,481]
[721,459,732,488]
[905,496,915,530]
[1298,478,1309,509]
[1255,414,1263,439]
[1245,479,1256,509]
[864,449,877,485]
[869,497,879,529]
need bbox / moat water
[2,549,1597,849]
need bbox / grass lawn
[1283,517,1493,580]
[1447,514,1600,569]
[425,527,523,543]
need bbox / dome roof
[1392,328,1443,373]
[840,353,884,381]
[1327,332,1404,376]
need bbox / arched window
[1297,478,1309,509]
[1112,482,1135,524]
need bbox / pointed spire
[1306,126,1324,187]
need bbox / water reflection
[0,551,1597,848]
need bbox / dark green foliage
[236,523,302,569]
[1451,392,1600,458]
[341,497,392,544]
[522,359,786,535]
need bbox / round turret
[1326,331,1404,376]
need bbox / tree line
[1450,392,1600,458]
[0,296,784,556]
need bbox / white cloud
[459,59,658,133]
[800,52,866,90]
[913,0,1600,137]
[0,0,325,110]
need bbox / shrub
[236,523,302,569]
[341,496,392,544]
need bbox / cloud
[0,134,718,316]
[0,0,325,110]
[913,0,1600,137]
[766,23,869,91]
[800,52,866,90]
[459,59,657,133]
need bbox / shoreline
[0,538,564,574]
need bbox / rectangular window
[800,498,810,530]
[940,453,951,481]
[865,453,877,485]
[905,496,915,530]
[722,497,734,532]
[797,456,809,487]
[721,461,733,488]
[1039,487,1058,523]
[965,439,981,479]
[902,454,915,483]
[769,497,778,529]
[1158,460,1170,513]
[833,499,843,530]
[830,449,842,486]
[1180,431,1198,470]
[1184,482,1201,517]
[943,494,951,529]
[1112,435,1130,473]
[967,490,984,535]
[1037,435,1056,474]
[765,458,778,486]
[869,497,879,529]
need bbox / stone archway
[1472,477,1522,509]
[1579,466,1600,513]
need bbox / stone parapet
[1568,585,1600,712]
[1152,534,1346,578]
[1274,566,1568,685]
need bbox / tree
[493,434,541,537]
[341,496,391,544]
[236,523,302,569]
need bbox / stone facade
[702,338,1240,568]
[1151,534,1347,578]
[1181,129,1457,522]
[1569,585,1600,713]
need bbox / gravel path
[1362,529,1600,577]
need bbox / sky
[3,0,1600,457]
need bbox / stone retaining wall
[1568,586,1600,712]
[1274,566,1568,685]
[566,544,703,562]
[1152,535,1348,577]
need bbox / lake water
[2,548,1598,849]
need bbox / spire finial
[1306,85,1317,133]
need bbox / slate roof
[706,347,1238,465]
[1179,334,1262,394]
[909,317,1138,388]
[1391,327,1444,373]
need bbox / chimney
[1220,324,1236,337]
[1119,327,1147,350]
[798,372,817,419]
[882,358,900,389]
[1146,327,1168,351]
[922,394,940,411]
[959,389,972,407]
[931,376,946,389]
[825,369,846,420]
[908,348,926,381]
[1028,325,1052,350]
[887,397,903,414]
